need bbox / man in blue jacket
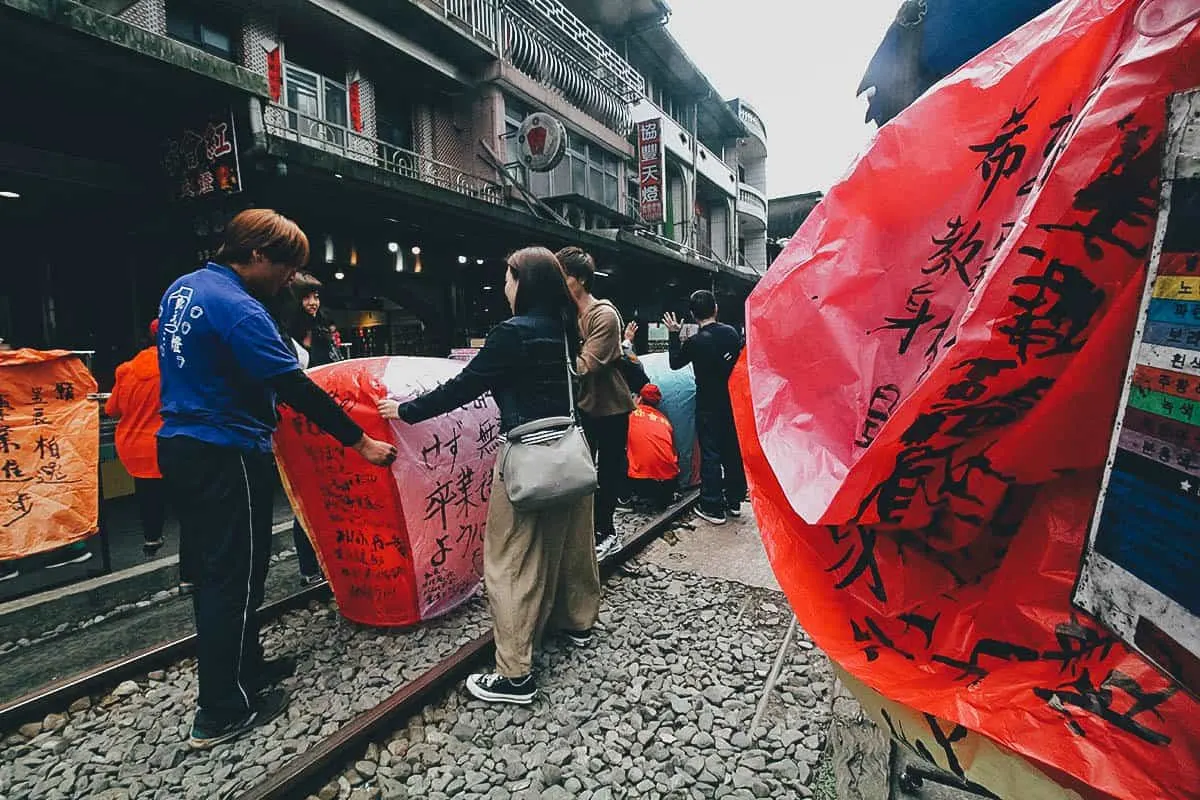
[157,209,396,749]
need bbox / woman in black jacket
[377,247,601,705]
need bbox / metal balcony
[262,103,504,205]
[502,0,645,133]
[411,0,501,49]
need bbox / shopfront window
[284,62,348,147]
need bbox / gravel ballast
[0,508,832,800]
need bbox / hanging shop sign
[636,118,666,224]
[516,113,567,172]
[163,110,243,201]
[0,350,99,559]
[1073,88,1200,698]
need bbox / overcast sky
[667,0,900,198]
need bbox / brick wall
[117,0,166,34]
[431,99,474,175]
[240,13,276,77]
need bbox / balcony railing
[738,104,767,144]
[412,0,500,49]
[737,183,768,224]
[502,0,643,134]
[263,103,504,205]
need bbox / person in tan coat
[556,247,635,559]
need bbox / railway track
[0,491,699,800]
[0,582,332,732]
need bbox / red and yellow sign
[735,2,1200,798]
[0,350,99,559]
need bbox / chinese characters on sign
[0,351,99,559]
[162,111,243,202]
[636,119,666,224]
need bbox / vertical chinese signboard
[1074,89,1200,697]
[163,110,243,201]
[0,350,99,559]
[636,118,666,224]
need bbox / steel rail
[236,490,699,800]
[0,583,332,730]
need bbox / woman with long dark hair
[287,273,341,368]
[377,247,601,704]
[284,273,341,585]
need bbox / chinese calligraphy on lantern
[0,352,99,559]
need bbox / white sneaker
[594,534,621,561]
[466,672,537,705]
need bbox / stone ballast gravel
[320,558,832,800]
[0,510,833,799]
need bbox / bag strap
[562,330,578,422]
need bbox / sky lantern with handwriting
[273,357,499,626]
[0,349,99,558]
[733,2,1200,798]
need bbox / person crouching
[626,384,679,509]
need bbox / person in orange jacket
[106,320,172,557]
[626,384,680,509]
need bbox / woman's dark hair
[506,247,577,349]
[284,272,329,342]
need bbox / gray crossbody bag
[498,333,599,510]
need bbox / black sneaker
[44,544,93,569]
[256,656,296,693]
[727,502,743,518]
[187,688,289,750]
[694,504,727,525]
[615,497,634,512]
[563,628,593,647]
[142,539,165,557]
[465,672,537,705]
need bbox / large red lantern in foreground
[735,2,1200,798]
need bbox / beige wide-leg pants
[485,465,602,678]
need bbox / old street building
[0,0,768,381]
